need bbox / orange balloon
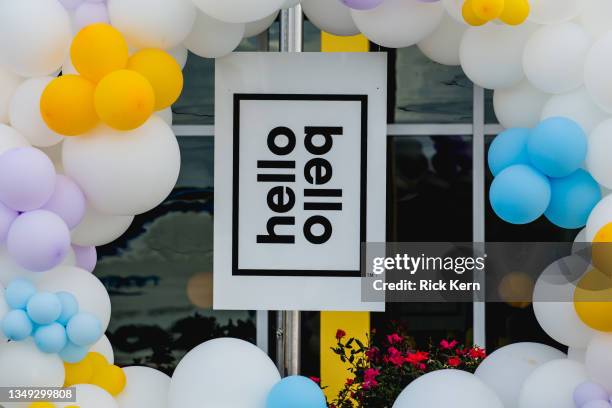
[40,75,98,136]
[593,222,612,274]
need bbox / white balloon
[108,0,197,49]
[70,203,134,246]
[183,10,245,59]
[572,227,590,256]
[57,384,118,408]
[0,124,30,156]
[61,55,78,75]
[116,367,170,408]
[37,266,111,332]
[0,339,64,387]
[585,33,612,113]
[301,0,360,36]
[493,80,548,128]
[587,120,612,190]
[169,338,280,408]
[580,0,612,39]
[191,0,285,24]
[442,0,467,24]
[352,0,444,49]
[244,11,279,38]
[90,336,114,365]
[392,370,503,408]
[541,88,607,134]
[586,194,612,241]
[460,23,536,90]
[167,46,189,70]
[63,117,181,216]
[533,256,596,348]
[40,141,65,174]
[528,0,584,25]
[475,343,566,408]
[417,13,466,66]
[568,347,587,363]
[0,0,71,77]
[0,285,6,342]
[585,334,612,392]
[523,23,590,94]
[9,77,63,147]
[518,359,588,408]
[157,107,173,126]
[0,68,23,124]
[0,247,45,287]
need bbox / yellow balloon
[128,49,184,111]
[498,272,534,309]
[64,357,94,387]
[40,75,98,136]
[28,403,55,408]
[86,352,110,371]
[71,23,129,83]
[90,364,127,396]
[471,0,505,21]
[500,0,530,25]
[462,0,488,26]
[593,222,612,275]
[94,70,155,131]
[574,268,612,332]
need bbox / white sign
[214,53,386,311]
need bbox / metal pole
[277,4,303,377]
[472,85,486,348]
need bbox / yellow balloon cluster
[40,23,183,134]
[64,352,126,396]
[28,402,79,408]
[462,0,530,26]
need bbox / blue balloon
[266,376,327,408]
[528,117,587,178]
[488,128,531,176]
[26,292,62,325]
[1,309,33,340]
[66,313,101,346]
[34,322,67,354]
[5,278,36,310]
[545,169,601,229]
[490,164,551,224]
[56,292,79,326]
[59,341,88,363]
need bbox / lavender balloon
[74,2,109,31]
[0,201,17,242]
[84,0,106,3]
[0,147,56,212]
[583,402,612,408]
[59,0,84,10]
[340,0,384,9]
[574,382,610,407]
[7,210,71,272]
[41,175,86,229]
[72,245,97,272]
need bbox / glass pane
[99,137,255,373]
[393,47,473,124]
[172,53,214,126]
[485,89,498,124]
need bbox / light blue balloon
[59,341,88,363]
[34,322,68,354]
[528,117,587,178]
[66,313,101,346]
[56,292,79,326]
[5,278,36,310]
[1,309,33,340]
[488,128,531,176]
[266,376,327,408]
[545,169,601,229]
[490,164,551,224]
[26,292,62,325]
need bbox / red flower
[387,333,403,345]
[418,363,426,371]
[440,339,458,350]
[309,377,321,384]
[468,347,486,359]
[346,378,354,386]
[363,368,380,390]
[365,346,380,362]
[336,329,346,340]
[447,356,461,367]
[405,351,429,366]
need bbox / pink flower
[387,333,403,345]
[440,339,458,350]
[363,368,380,390]
[386,347,405,367]
[309,376,321,384]
[365,347,380,362]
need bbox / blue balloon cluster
[266,376,327,408]
[1,278,102,361]
[489,117,600,227]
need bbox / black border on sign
[232,93,368,277]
